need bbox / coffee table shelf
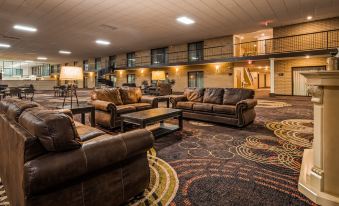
[120,108,183,138]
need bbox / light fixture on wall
[140,69,144,74]
[307,16,313,20]
[215,65,220,73]
[305,55,310,59]
[175,67,179,72]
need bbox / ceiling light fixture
[25,60,34,63]
[59,50,71,54]
[37,57,47,60]
[176,16,195,25]
[13,24,37,32]
[0,43,11,48]
[307,16,313,20]
[95,39,111,45]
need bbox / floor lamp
[60,66,83,108]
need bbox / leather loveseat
[0,98,154,206]
[90,87,158,129]
[170,88,257,127]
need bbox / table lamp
[60,66,83,108]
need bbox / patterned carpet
[0,90,316,206]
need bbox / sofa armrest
[140,96,158,108]
[236,99,257,110]
[170,95,187,108]
[91,100,116,112]
[24,129,154,196]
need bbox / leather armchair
[0,99,154,206]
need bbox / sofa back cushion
[184,88,205,102]
[6,100,40,122]
[203,88,224,104]
[91,88,123,105]
[19,108,81,152]
[119,87,142,104]
[223,88,255,105]
[0,98,22,114]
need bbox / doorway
[292,66,326,96]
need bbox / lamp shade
[152,71,166,81]
[60,66,83,80]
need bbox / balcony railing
[115,29,339,68]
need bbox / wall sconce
[119,70,123,75]
[175,67,179,72]
[140,69,144,74]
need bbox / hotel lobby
[1,1,339,206]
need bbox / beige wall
[274,17,339,37]
[168,44,187,63]
[204,36,233,59]
[116,54,126,68]
[135,50,151,66]
[274,57,328,95]
[114,63,234,93]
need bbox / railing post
[326,31,329,49]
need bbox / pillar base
[298,149,339,206]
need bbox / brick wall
[204,36,233,60]
[273,17,339,37]
[168,44,187,63]
[274,57,328,95]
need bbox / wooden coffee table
[58,104,95,127]
[120,108,183,137]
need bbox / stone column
[269,58,275,95]
[299,71,339,206]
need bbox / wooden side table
[58,104,95,127]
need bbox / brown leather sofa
[170,88,257,127]
[90,87,158,129]
[0,98,154,206]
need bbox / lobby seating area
[1,1,339,206]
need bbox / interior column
[269,58,275,95]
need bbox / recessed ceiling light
[96,39,111,45]
[240,36,244,40]
[25,60,34,63]
[13,24,37,32]
[307,16,313,20]
[59,50,71,54]
[176,16,195,25]
[37,57,47,60]
[0,43,11,48]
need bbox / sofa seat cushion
[116,105,136,114]
[176,101,195,110]
[119,87,142,104]
[74,122,105,142]
[19,108,81,152]
[184,88,205,102]
[213,105,236,115]
[203,88,224,104]
[192,103,214,112]
[128,103,152,111]
[223,88,255,105]
[91,88,123,105]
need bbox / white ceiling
[0,0,338,64]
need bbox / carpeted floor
[0,90,316,206]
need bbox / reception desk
[0,80,57,90]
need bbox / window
[127,74,136,84]
[188,42,204,62]
[95,58,101,70]
[127,52,136,67]
[109,55,116,69]
[188,71,204,88]
[83,60,89,71]
[151,48,168,65]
